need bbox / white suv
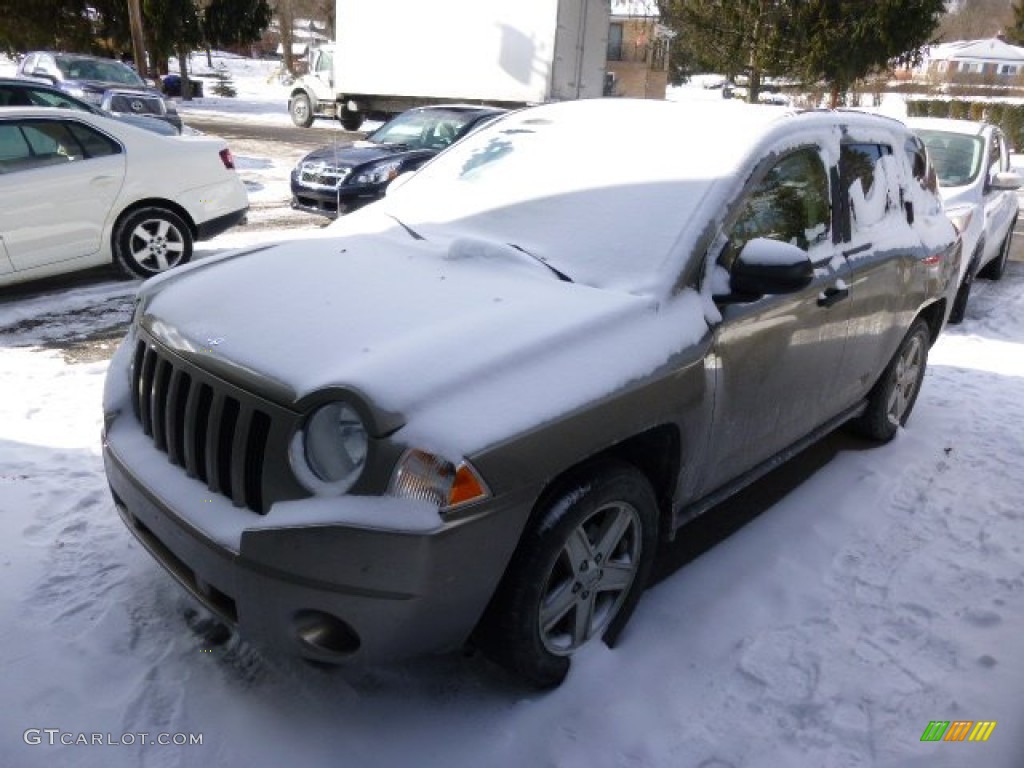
[907,117,1020,323]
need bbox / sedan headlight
[290,402,368,495]
[353,159,402,186]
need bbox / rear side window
[66,122,121,158]
[840,144,889,200]
[841,143,899,232]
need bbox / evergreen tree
[204,0,273,51]
[211,63,237,97]
[659,0,945,106]
[791,0,946,107]
[1008,0,1024,44]
[658,0,798,102]
[145,0,203,99]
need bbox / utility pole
[127,0,148,77]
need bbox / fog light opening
[293,610,361,656]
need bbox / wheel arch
[523,424,682,547]
[917,298,946,348]
[113,198,198,242]
[289,86,315,106]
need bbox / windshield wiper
[386,214,425,241]
[508,243,573,283]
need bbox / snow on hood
[298,140,417,169]
[140,225,709,458]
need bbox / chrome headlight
[353,159,402,185]
[290,402,368,495]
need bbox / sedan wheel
[476,460,658,688]
[113,206,193,279]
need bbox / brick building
[605,0,675,99]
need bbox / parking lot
[3,85,1024,767]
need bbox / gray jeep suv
[102,100,958,687]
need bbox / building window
[607,23,624,62]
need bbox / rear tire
[850,319,930,442]
[112,207,193,280]
[476,460,658,688]
[290,93,314,128]
[339,108,363,132]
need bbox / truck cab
[289,44,344,128]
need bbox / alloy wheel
[538,501,642,655]
[886,334,924,426]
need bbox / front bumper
[289,177,382,218]
[103,417,531,664]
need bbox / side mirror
[989,170,1022,191]
[727,238,814,298]
[31,69,56,83]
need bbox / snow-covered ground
[2,259,1023,768]
[2,53,1023,768]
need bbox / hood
[139,225,669,453]
[299,141,429,169]
[72,79,158,97]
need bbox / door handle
[91,175,117,187]
[817,286,849,307]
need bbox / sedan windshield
[914,130,984,187]
[367,110,480,151]
[56,57,146,87]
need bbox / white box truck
[288,0,610,130]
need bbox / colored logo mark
[920,720,996,742]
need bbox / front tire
[112,207,193,279]
[851,319,930,442]
[477,460,658,688]
[978,223,1014,281]
[948,272,972,324]
[290,93,314,128]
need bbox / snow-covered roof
[928,37,1024,63]
[610,0,659,19]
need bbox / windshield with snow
[915,130,983,187]
[381,103,729,292]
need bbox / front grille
[131,338,273,513]
[299,162,351,189]
[108,92,165,116]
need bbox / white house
[920,37,1024,80]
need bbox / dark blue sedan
[290,105,505,218]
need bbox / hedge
[907,98,1024,150]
